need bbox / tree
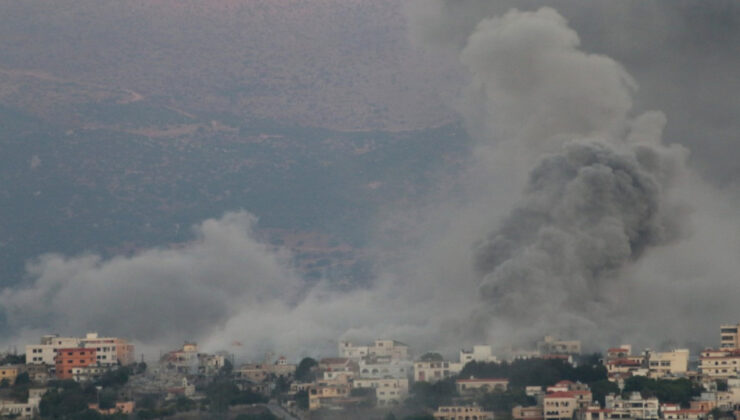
[295,358,318,382]
[623,376,700,406]
[419,353,444,362]
[98,388,117,410]
[174,395,196,412]
[478,389,536,414]
[295,390,309,410]
[14,372,30,386]
[589,379,619,405]
[406,378,457,409]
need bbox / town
[2,325,740,420]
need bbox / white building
[604,392,659,419]
[459,345,497,365]
[456,378,509,394]
[433,405,494,420]
[26,335,80,365]
[699,349,740,378]
[538,336,581,355]
[358,359,412,379]
[0,389,44,419]
[646,349,689,378]
[352,378,409,406]
[338,339,409,361]
[414,359,463,383]
[26,333,134,367]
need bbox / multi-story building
[433,405,494,420]
[414,359,463,383]
[646,349,689,378]
[459,346,497,365]
[0,389,45,419]
[456,378,509,394]
[308,375,351,410]
[54,348,96,380]
[720,323,740,350]
[0,365,20,384]
[544,389,593,420]
[606,346,632,361]
[26,333,134,367]
[352,378,409,406]
[537,336,581,355]
[699,349,740,378]
[585,392,659,420]
[513,405,544,420]
[338,339,409,361]
[357,359,411,380]
[80,333,135,366]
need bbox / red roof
[608,348,629,353]
[555,380,575,385]
[545,391,590,398]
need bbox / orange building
[55,348,96,380]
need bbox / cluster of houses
[6,323,740,419]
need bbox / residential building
[699,349,740,378]
[88,401,136,415]
[513,405,544,420]
[433,405,494,420]
[720,323,740,350]
[544,389,593,420]
[456,378,509,394]
[646,349,689,378]
[661,408,707,420]
[308,375,351,410]
[357,359,411,379]
[460,345,498,365]
[162,342,226,375]
[414,359,463,382]
[80,333,135,366]
[338,339,409,361]
[352,378,409,406]
[606,346,632,361]
[0,389,44,419]
[588,392,659,419]
[0,365,20,384]
[26,335,81,366]
[54,348,96,380]
[538,336,581,355]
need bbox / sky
[1,0,738,361]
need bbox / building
[0,389,44,419]
[26,333,134,367]
[699,349,740,378]
[162,342,226,375]
[460,346,498,365]
[0,365,20,384]
[584,392,659,420]
[646,349,689,378]
[357,359,411,379]
[352,378,409,406]
[338,339,409,361]
[80,333,135,366]
[308,375,351,410]
[54,348,96,380]
[721,323,740,350]
[456,378,509,394]
[513,405,544,420]
[414,359,463,383]
[88,401,136,415]
[606,346,632,361]
[433,405,494,420]
[544,390,593,420]
[538,336,581,355]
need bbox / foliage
[623,376,700,407]
[459,359,607,388]
[174,395,196,412]
[419,353,444,362]
[234,413,278,420]
[13,372,30,386]
[716,381,728,392]
[295,358,318,382]
[135,362,147,374]
[295,390,309,410]
[96,366,132,388]
[402,415,435,420]
[406,378,457,409]
[0,354,25,365]
[98,388,117,410]
[478,389,536,414]
[0,378,9,388]
[39,381,96,419]
[205,378,269,412]
[589,379,620,405]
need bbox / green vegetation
[295,358,318,382]
[460,358,607,388]
[623,376,700,407]
[234,413,278,420]
[478,389,536,414]
[406,377,456,409]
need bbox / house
[586,392,659,420]
[0,389,45,419]
[88,401,136,415]
[357,358,411,379]
[460,346,498,365]
[338,339,409,361]
[352,378,409,406]
[308,375,351,410]
[0,365,21,384]
[646,349,689,378]
[720,323,740,350]
[26,333,134,367]
[433,405,494,420]
[513,405,544,420]
[699,349,740,379]
[538,336,581,355]
[456,378,509,394]
[414,357,463,383]
[544,390,593,420]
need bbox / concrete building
[456,378,509,394]
[699,349,740,378]
[352,378,409,406]
[162,342,226,375]
[0,389,44,419]
[544,389,593,420]
[720,323,740,350]
[646,349,689,378]
[0,365,20,384]
[338,339,409,361]
[308,375,351,410]
[433,405,494,420]
[513,405,544,420]
[585,392,659,420]
[538,336,581,355]
[88,401,136,415]
[358,359,412,379]
[460,345,497,365]
[26,335,81,366]
[414,359,463,383]
[80,333,135,366]
[55,348,96,380]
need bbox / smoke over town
[1,3,739,360]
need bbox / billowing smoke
[2,4,739,359]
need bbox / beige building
[699,349,740,378]
[0,365,20,384]
[720,323,740,350]
[544,390,593,420]
[338,339,409,361]
[26,335,81,365]
[460,346,497,365]
[414,359,463,383]
[433,405,494,420]
[513,405,544,420]
[456,378,509,394]
[596,392,659,419]
[26,333,134,367]
[538,336,581,355]
[308,375,351,410]
[0,389,44,419]
[646,349,689,378]
[352,378,408,406]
